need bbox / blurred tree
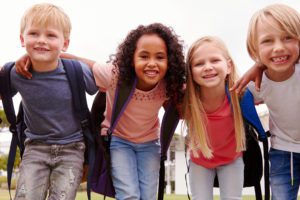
[0,149,21,170]
[0,109,9,128]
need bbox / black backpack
[0,59,97,200]
[213,122,270,200]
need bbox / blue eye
[194,62,204,67]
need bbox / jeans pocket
[269,148,288,174]
[74,142,86,151]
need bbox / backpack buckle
[107,129,113,136]
[81,119,89,128]
[9,126,17,134]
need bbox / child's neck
[200,86,226,113]
[31,60,59,72]
[265,65,295,82]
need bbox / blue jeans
[270,148,300,200]
[110,136,160,200]
[15,140,85,200]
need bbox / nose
[273,40,284,52]
[147,58,157,68]
[37,35,47,44]
[203,62,213,71]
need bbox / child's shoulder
[93,62,119,90]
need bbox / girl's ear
[226,59,233,75]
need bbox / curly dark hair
[111,23,186,103]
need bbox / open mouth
[203,74,217,79]
[271,56,289,64]
[144,70,159,77]
[34,47,49,52]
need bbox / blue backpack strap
[226,87,270,200]
[239,88,270,200]
[62,59,95,200]
[158,101,179,200]
[0,62,19,200]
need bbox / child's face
[20,23,69,68]
[256,16,299,81]
[190,42,231,89]
[133,34,168,91]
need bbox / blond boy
[10,3,97,200]
[246,4,300,200]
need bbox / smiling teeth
[272,56,288,62]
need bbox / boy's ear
[20,34,25,47]
[62,39,70,52]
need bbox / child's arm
[60,53,96,69]
[15,55,32,79]
[230,63,266,94]
[15,53,96,78]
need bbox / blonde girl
[183,36,246,200]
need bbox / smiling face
[256,16,300,81]
[190,42,231,90]
[133,34,168,91]
[20,23,69,70]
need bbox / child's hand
[15,54,32,79]
[230,63,265,94]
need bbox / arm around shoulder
[230,63,266,94]
[61,53,96,69]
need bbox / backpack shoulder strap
[62,59,95,200]
[240,88,270,200]
[158,101,180,200]
[0,62,20,200]
[109,78,137,134]
[0,62,17,126]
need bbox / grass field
[0,190,259,200]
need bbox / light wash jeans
[14,140,85,200]
[269,148,300,200]
[189,157,244,200]
[110,136,160,200]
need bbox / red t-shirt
[190,97,242,168]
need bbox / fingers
[15,56,32,79]
[236,79,248,94]
[254,74,262,92]
[229,79,240,92]
[230,78,247,94]
[24,59,32,79]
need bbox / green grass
[0,190,257,200]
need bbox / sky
[1,0,300,74]
[0,0,299,118]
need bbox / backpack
[0,59,97,200]
[89,76,179,200]
[214,88,270,200]
[213,122,270,200]
[184,88,270,200]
